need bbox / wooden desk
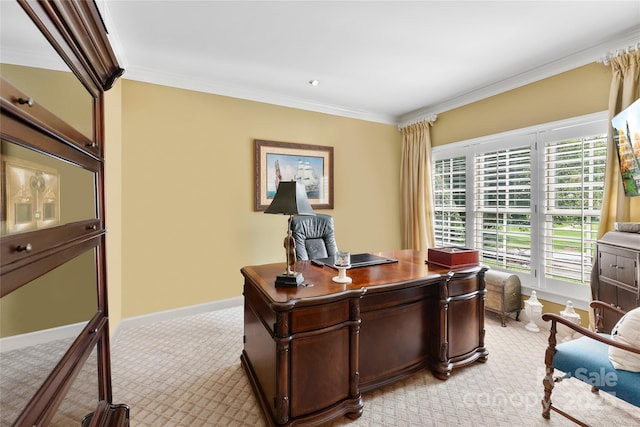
[240,250,488,426]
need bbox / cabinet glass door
[1,139,97,236]
[0,0,94,139]
[0,248,99,424]
[49,348,100,426]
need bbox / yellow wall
[431,63,612,146]
[106,61,635,322]
[119,80,402,318]
[104,79,124,334]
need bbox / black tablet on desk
[311,253,398,269]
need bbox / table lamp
[265,181,315,287]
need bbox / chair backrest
[290,214,338,261]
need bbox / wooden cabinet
[0,1,125,425]
[435,270,488,379]
[241,250,488,426]
[594,231,640,332]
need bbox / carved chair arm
[542,312,640,355]
[589,300,627,316]
[589,300,628,333]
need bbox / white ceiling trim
[119,65,398,124]
[96,2,396,124]
[97,0,640,128]
[398,25,640,129]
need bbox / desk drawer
[360,284,437,312]
[291,301,350,333]
[448,276,482,297]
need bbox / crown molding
[397,26,640,128]
[99,2,639,128]
[120,65,398,125]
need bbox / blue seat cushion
[553,334,640,407]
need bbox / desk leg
[435,281,452,379]
[274,337,290,425]
[347,299,363,419]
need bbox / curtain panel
[599,50,640,238]
[400,121,435,251]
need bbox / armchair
[290,214,338,261]
[541,301,640,425]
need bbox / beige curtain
[400,121,435,250]
[598,50,640,238]
[590,50,639,328]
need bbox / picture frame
[612,97,640,197]
[255,139,334,211]
[2,157,60,234]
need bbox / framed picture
[612,97,640,197]
[255,139,333,211]
[2,157,60,234]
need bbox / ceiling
[35,2,640,124]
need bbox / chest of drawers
[594,231,640,331]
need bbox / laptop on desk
[311,253,398,269]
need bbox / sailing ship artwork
[272,157,321,199]
[255,140,333,210]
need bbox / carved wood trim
[19,0,124,94]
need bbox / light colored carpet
[2,306,640,426]
[1,336,98,426]
[109,306,640,426]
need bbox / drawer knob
[16,243,32,253]
[17,97,34,107]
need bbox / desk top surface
[241,249,482,305]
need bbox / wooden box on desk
[427,247,479,268]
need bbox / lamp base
[275,271,304,287]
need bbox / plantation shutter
[433,156,466,247]
[474,146,532,271]
[543,134,607,284]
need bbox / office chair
[290,214,338,261]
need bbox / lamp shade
[265,181,315,216]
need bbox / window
[475,146,532,272]
[542,135,606,284]
[433,156,466,247]
[432,113,607,295]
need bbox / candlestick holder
[332,251,352,283]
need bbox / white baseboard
[112,296,244,341]
[0,322,86,353]
[0,296,244,352]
